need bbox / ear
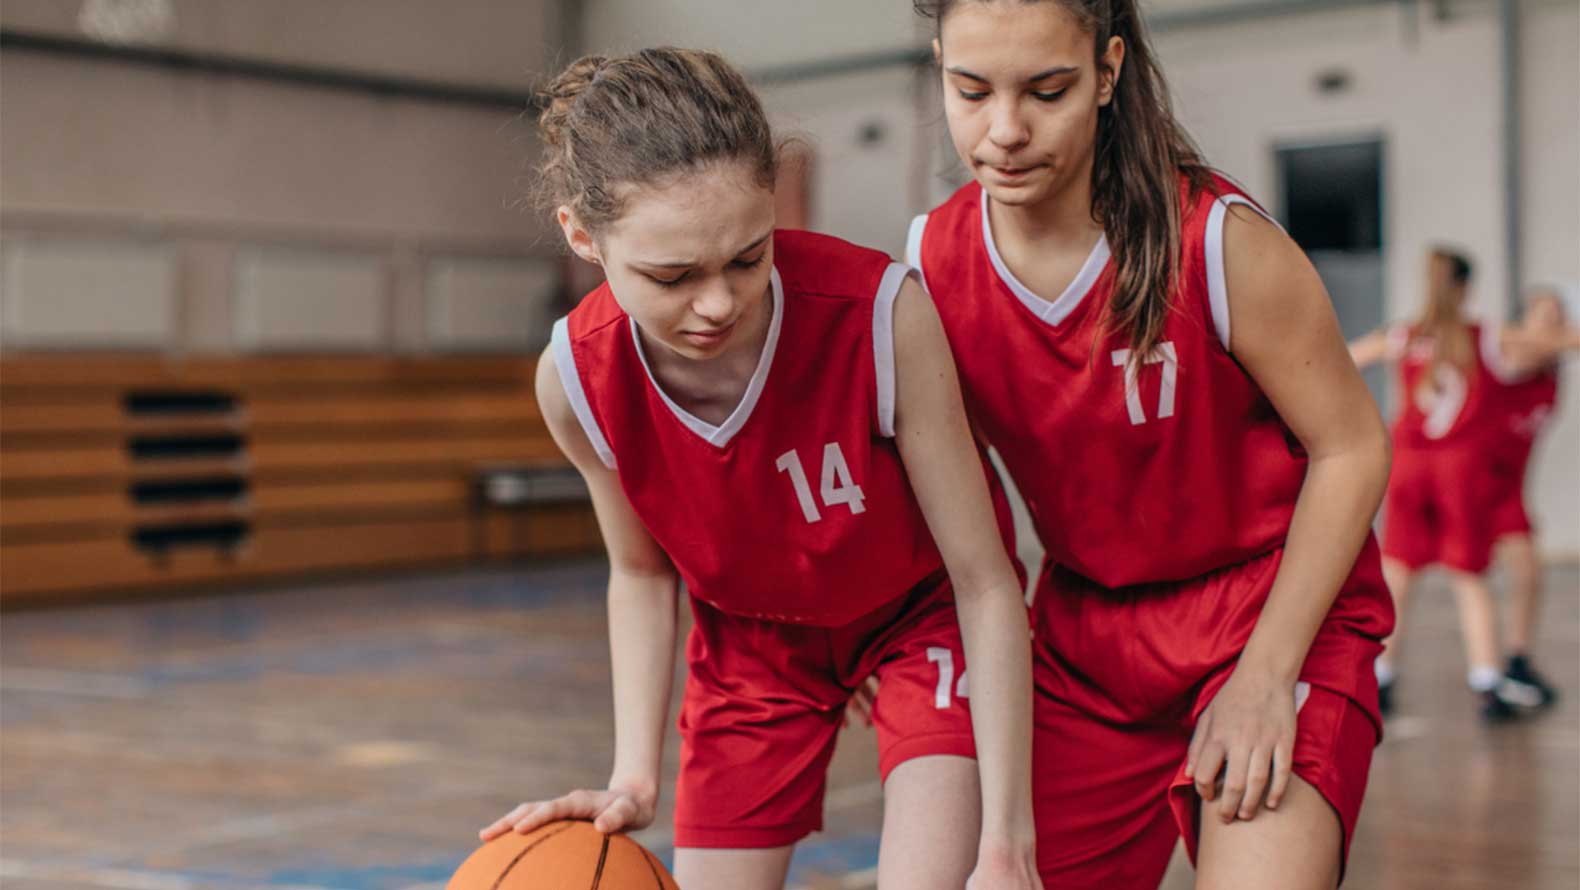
[557,206,602,266]
[931,37,942,66]
[1097,36,1126,107]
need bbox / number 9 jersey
[551,230,947,626]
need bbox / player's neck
[986,171,1104,265]
[642,282,773,423]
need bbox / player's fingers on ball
[1239,747,1272,820]
[594,796,635,833]
[510,803,547,834]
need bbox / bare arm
[1187,206,1391,823]
[480,349,680,839]
[891,277,1039,883]
[1496,324,1580,378]
[1347,328,1393,369]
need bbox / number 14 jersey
[552,230,945,626]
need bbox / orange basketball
[448,821,679,890]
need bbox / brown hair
[1414,247,1474,374]
[536,48,778,233]
[917,0,1215,360]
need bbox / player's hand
[843,675,879,728]
[965,838,1042,890]
[1184,669,1298,824]
[479,784,657,841]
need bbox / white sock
[1375,659,1396,687]
[1468,665,1502,692]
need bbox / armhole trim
[874,262,914,438]
[1480,321,1531,384]
[905,214,930,294]
[1205,194,1280,353]
[550,317,617,469]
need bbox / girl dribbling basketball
[482,48,1041,890]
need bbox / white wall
[1515,0,1580,558]
[1157,0,1578,557]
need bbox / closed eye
[1032,88,1068,102]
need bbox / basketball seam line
[588,834,611,890]
[491,822,574,890]
[641,847,667,889]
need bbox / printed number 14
[775,442,866,523]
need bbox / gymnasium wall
[0,0,567,356]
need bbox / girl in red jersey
[905,1,1394,886]
[1351,269,1579,719]
[1484,285,1579,708]
[477,49,1040,890]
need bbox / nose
[987,97,1030,153]
[691,277,734,327]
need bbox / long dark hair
[917,0,1215,359]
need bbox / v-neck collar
[629,268,784,449]
[980,192,1110,327]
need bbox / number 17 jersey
[552,230,946,626]
[908,175,1312,589]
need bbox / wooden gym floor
[2,559,1576,890]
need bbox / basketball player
[480,50,1040,890]
[1352,273,1578,718]
[1485,286,1578,709]
[904,2,1394,886]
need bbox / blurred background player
[1351,252,1575,722]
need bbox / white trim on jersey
[1479,320,1534,384]
[905,214,931,294]
[629,267,786,449]
[550,317,618,470]
[981,194,1110,327]
[1205,194,1280,353]
[873,262,915,438]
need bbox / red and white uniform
[553,230,982,848]
[909,174,1394,887]
[1483,334,1560,537]
[1381,323,1522,571]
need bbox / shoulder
[773,229,896,304]
[563,280,627,342]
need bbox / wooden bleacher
[0,355,602,606]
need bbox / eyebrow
[945,65,1077,83]
[633,231,773,269]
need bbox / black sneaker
[1499,655,1559,709]
[1377,679,1395,718]
[1480,689,1520,724]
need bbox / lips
[680,322,735,347]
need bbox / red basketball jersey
[1485,357,1561,474]
[552,230,943,626]
[908,174,1330,588]
[1386,323,1506,451]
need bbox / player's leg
[876,755,981,890]
[1448,569,1515,721]
[1375,557,1415,714]
[1182,681,1377,890]
[673,847,796,890]
[1495,533,1559,707]
[672,602,846,888]
[856,579,982,889]
[1194,775,1341,890]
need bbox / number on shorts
[926,647,969,709]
